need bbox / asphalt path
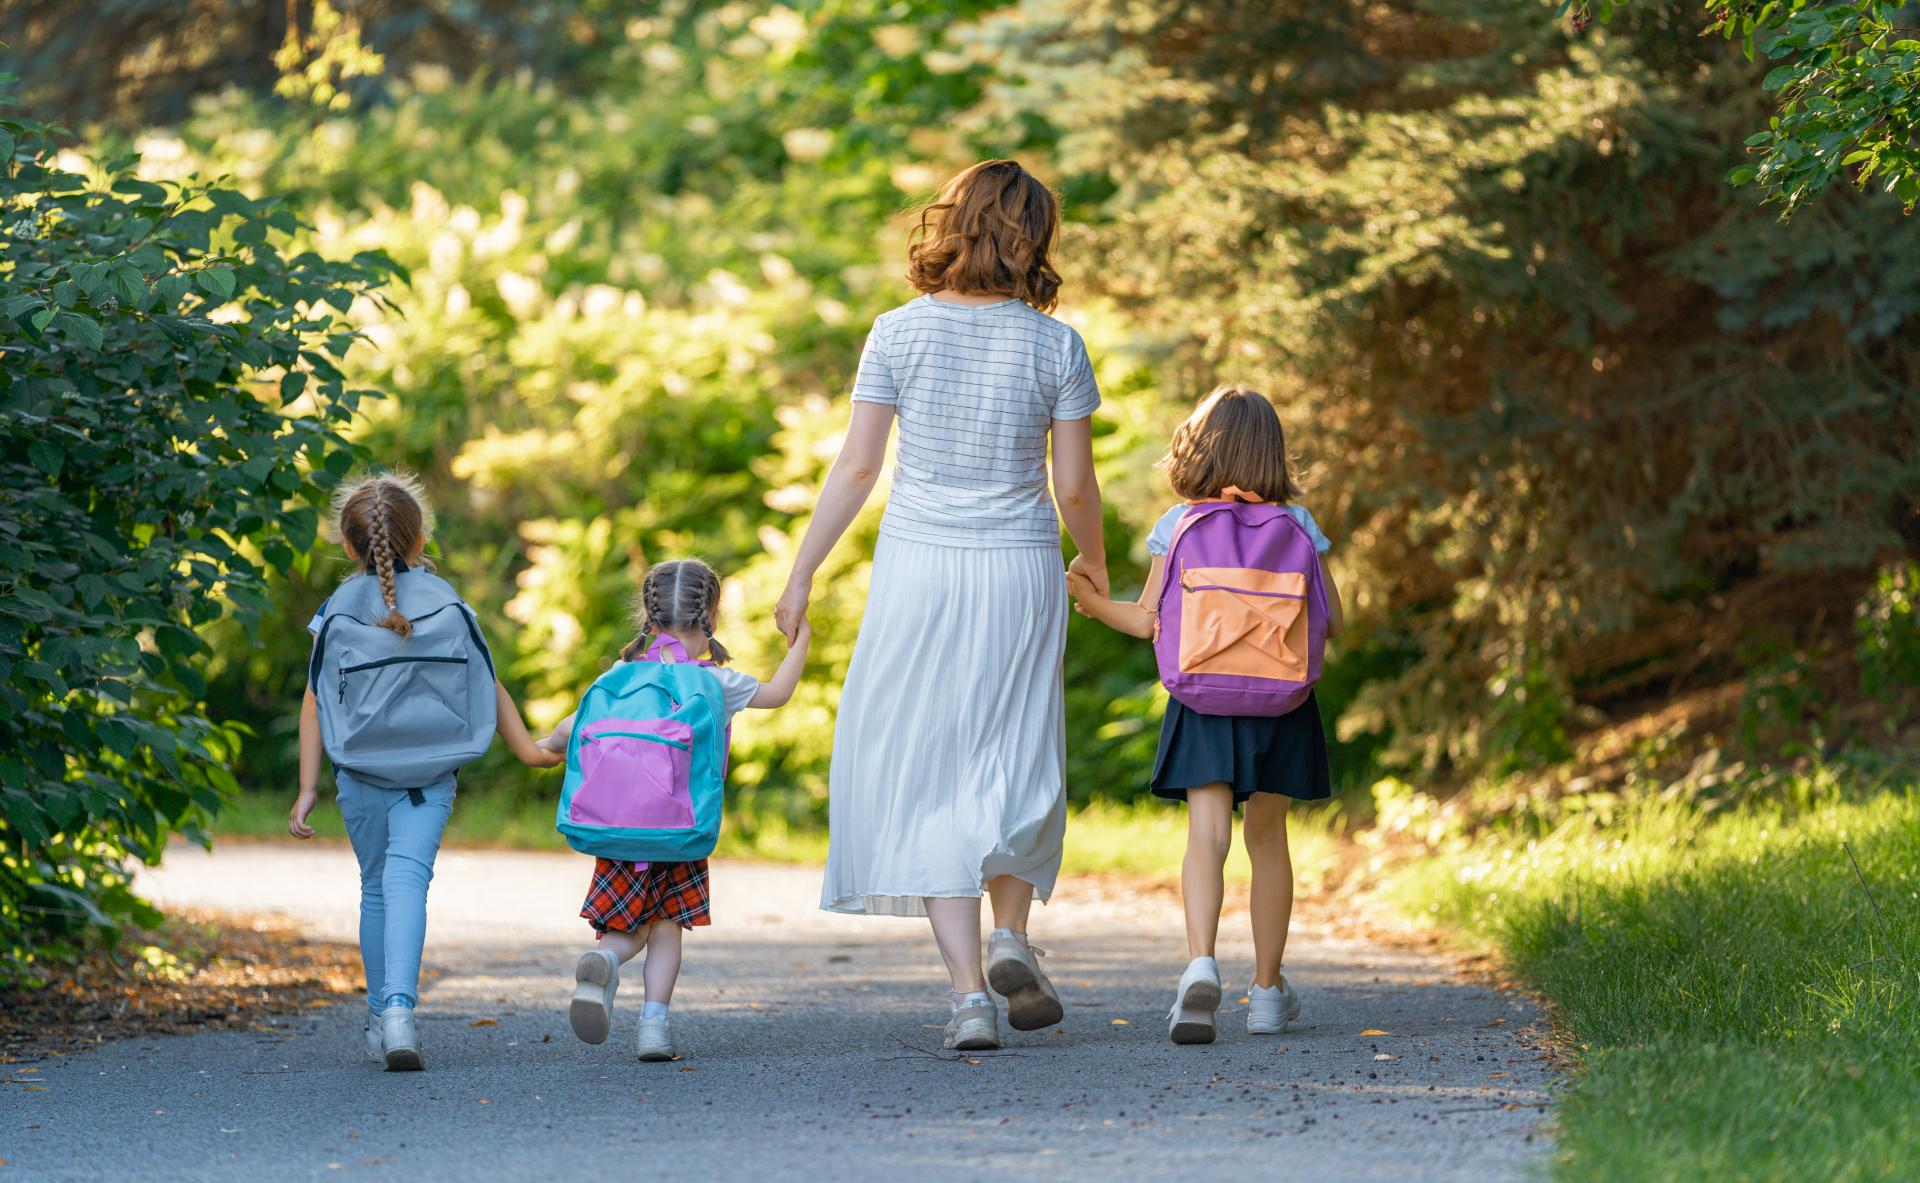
[4,843,1555,1181]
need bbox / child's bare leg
[1242,794,1294,987]
[1182,785,1235,959]
[599,927,647,965]
[641,921,683,1006]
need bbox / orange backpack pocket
[1177,567,1309,681]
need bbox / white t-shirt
[703,665,761,721]
[852,295,1101,549]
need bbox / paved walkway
[5,843,1554,1181]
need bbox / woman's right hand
[775,580,810,647]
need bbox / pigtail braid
[369,485,412,638]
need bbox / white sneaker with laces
[986,928,1064,1031]
[943,1000,1001,1051]
[569,948,619,1045]
[1247,974,1302,1035]
[1167,956,1222,1045]
[636,1014,675,1062]
[380,1004,424,1071]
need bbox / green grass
[1388,777,1920,1181]
[212,791,1344,884]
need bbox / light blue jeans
[336,771,455,1014]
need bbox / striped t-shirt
[851,295,1101,548]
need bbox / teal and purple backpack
[554,635,729,865]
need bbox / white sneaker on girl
[380,1003,424,1071]
[1167,956,1222,1045]
[636,1013,675,1062]
[1247,974,1302,1034]
[944,992,1000,1051]
[569,948,620,1045]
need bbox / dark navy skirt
[1150,692,1332,803]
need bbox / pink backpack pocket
[568,717,695,830]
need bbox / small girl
[541,558,810,1062]
[1066,387,1345,1044]
[289,472,560,1071]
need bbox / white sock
[641,1001,669,1020]
[1250,982,1280,996]
[949,990,991,1012]
[990,926,1026,942]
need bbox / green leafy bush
[0,102,399,969]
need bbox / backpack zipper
[1180,577,1306,599]
[337,654,470,702]
[583,730,692,752]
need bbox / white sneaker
[1247,974,1302,1035]
[943,1001,1001,1051]
[380,1004,424,1071]
[986,929,1064,1031]
[636,1014,675,1062]
[363,1013,383,1063]
[1167,956,1222,1045]
[569,949,620,1045]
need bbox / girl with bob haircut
[1067,386,1345,1045]
[776,160,1107,1052]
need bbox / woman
[774,160,1107,1051]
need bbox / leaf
[27,440,63,477]
[196,268,237,300]
[54,311,103,350]
[1110,1018,1130,1025]
[1359,1029,1392,1036]
[466,1019,498,1027]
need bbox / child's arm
[497,681,564,767]
[538,712,576,754]
[289,688,321,839]
[749,618,811,708]
[1065,555,1164,641]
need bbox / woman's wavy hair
[905,160,1062,313]
[330,471,434,638]
[1162,386,1305,505]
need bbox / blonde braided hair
[620,558,730,665]
[332,472,431,638]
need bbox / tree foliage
[0,100,399,968]
[1574,0,1920,212]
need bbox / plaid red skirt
[580,857,710,933]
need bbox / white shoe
[1167,956,1221,1045]
[636,1014,675,1062]
[987,929,1064,1031]
[380,1004,424,1071]
[363,1013,383,1063]
[943,1001,1001,1051]
[569,949,619,1045]
[1247,974,1302,1034]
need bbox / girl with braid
[290,473,560,1068]
[538,558,810,1061]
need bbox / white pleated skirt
[820,534,1069,917]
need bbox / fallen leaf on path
[476,1098,492,1105]
[1487,1073,1508,1079]
[1373,1054,1396,1061]
[965,1058,982,1065]
[1483,1018,1507,1027]
[679,1066,697,1073]
[467,1019,498,1028]
[1359,1029,1391,1036]
[1238,997,1251,1004]
[1110,1019,1131,1026]
[23,1085,47,1092]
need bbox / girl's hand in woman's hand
[1066,552,1109,598]
[288,789,318,840]
[775,581,810,647]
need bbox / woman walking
[774,160,1107,1050]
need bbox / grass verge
[1385,775,1919,1181]
[211,790,1347,886]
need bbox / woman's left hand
[775,580,811,647]
[1066,552,1109,599]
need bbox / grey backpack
[308,568,497,793]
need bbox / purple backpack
[1153,499,1328,717]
